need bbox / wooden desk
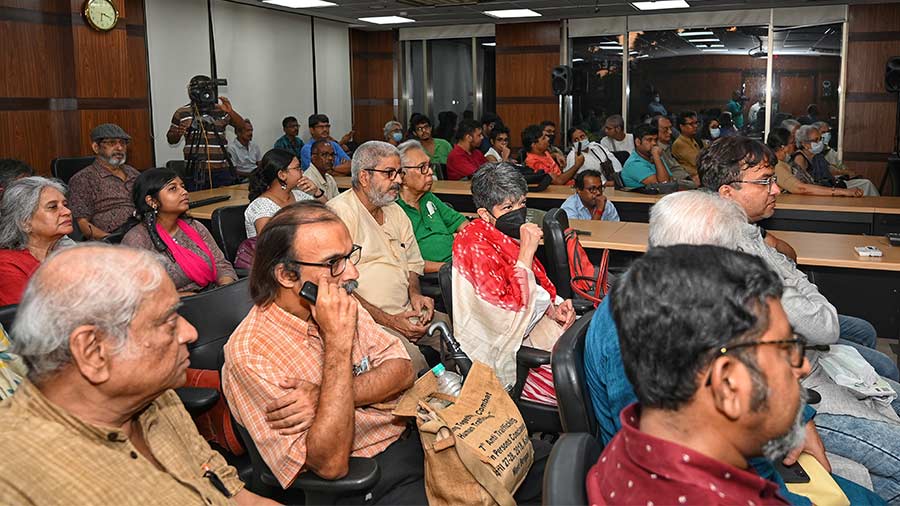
[187,184,249,220]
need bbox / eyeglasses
[581,186,604,194]
[286,244,362,277]
[682,121,699,127]
[731,176,778,189]
[99,139,129,147]
[495,137,509,144]
[366,167,404,180]
[704,334,823,386]
[415,125,431,132]
[313,151,336,158]
[402,162,433,175]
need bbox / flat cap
[90,123,131,142]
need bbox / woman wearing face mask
[565,127,623,186]
[383,120,404,147]
[812,121,881,196]
[452,163,575,407]
[766,127,862,197]
[701,118,722,142]
[791,125,880,196]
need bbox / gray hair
[12,244,166,382]
[350,140,400,189]
[795,125,819,147]
[811,121,829,132]
[0,176,68,250]
[780,119,801,133]
[649,190,751,249]
[397,139,426,165]
[383,120,402,139]
[605,114,625,129]
[471,162,527,211]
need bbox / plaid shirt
[222,302,410,488]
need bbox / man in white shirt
[305,139,339,200]
[598,114,635,154]
[748,93,765,124]
[227,119,261,177]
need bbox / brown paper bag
[394,362,534,506]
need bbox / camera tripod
[184,105,237,191]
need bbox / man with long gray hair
[0,244,276,505]
[327,140,442,371]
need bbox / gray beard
[103,154,126,167]
[366,186,398,207]
[761,399,808,462]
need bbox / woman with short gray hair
[452,162,574,407]
[0,176,74,305]
[383,120,404,146]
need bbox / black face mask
[492,207,527,239]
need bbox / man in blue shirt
[559,170,619,222]
[273,116,303,160]
[300,114,351,175]
[621,123,672,188]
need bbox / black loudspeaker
[886,56,900,93]
[552,65,572,96]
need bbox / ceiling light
[483,9,541,18]
[678,31,713,37]
[708,44,724,48]
[637,54,650,58]
[600,46,624,50]
[694,44,707,48]
[572,58,585,62]
[358,15,415,24]
[689,38,720,43]
[263,0,336,6]
[702,48,728,52]
[631,0,689,11]
[598,41,621,45]
[482,42,496,47]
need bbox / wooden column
[350,29,396,144]
[0,0,152,176]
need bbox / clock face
[85,0,118,31]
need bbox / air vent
[396,0,478,6]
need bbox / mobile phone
[887,233,900,246]
[854,246,883,257]
[300,281,318,304]
[774,461,811,484]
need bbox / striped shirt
[171,104,232,169]
[0,381,245,505]
[222,302,410,488]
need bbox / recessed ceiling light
[631,1,690,11]
[483,9,541,19]
[637,54,650,59]
[694,44,708,48]
[708,44,725,48]
[678,31,714,37]
[600,46,624,50]
[572,58,585,62]
[482,42,496,47]
[702,48,728,52]
[689,38,720,43]
[598,41,621,45]
[263,0,336,7]
[358,15,415,24]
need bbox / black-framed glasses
[704,334,824,386]
[731,176,778,189]
[402,162,433,175]
[99,138,129,147]
[365,167,404,180]
[581,185,604,194]
[286,244,362,277]
[312,151,336,158]
[414,125,431,132]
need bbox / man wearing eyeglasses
[327,141,443,372]
[396,140,469,274]
[305,139,339,201]
[299,114,352,175]
[671,110,704,178]
[68,123,140,240]
[560,170,619,222]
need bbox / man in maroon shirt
[446,119,487,180]
[587,245,811,506]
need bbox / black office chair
[0,304,16,332]
[550,310,599,435]
[542,432,603,506]
[437,261,562,435]
[419,271,444,313]
[100,230,125,244]
[50,156,94,185]
[541,209,596,315]
[211,204,249,263]
[611,150,630,167]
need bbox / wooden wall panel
[0,21,73,97]
[72,26,130,98]
[350,29,396,143]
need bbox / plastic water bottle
[432,363,463,398]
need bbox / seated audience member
[246,149,322,239]
[227,118,262,176]
[749,92,765,125]
[0,158,34,199]
[560,170,619,222]
[445,119,488,180]
[305,139,340,201]
[540,120,568,169]
[0,323,26,399]
[396,141,468,273]
[648,91,667,116]
[799,104,819,125]
[599,114,634,154]
[726,89,746,129]
[122,168,235,296]
[794,125,879,196]
[383,120,404,146]
[300,114,351,174]
[453,162,575,406]
[68,123,139,240]
[672,111,704,177]
[781,118,802,137]
[651,115,699,188]
[565,127,623,184]
[621,124,672,188]
[479,112,502,153]
[409,114,452,166]
[813,121,841,167]
[523,124,576,185]
[0,177,74,306]
[485,125,511,163]
[719,111,738,137]
[0,245,274,505]
[767,128,861,197]
[327,141,441,371]
[701,117,723,142]
[433,110,458,143]
[274,116,304,160]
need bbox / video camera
[188,75,227,114]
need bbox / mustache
[342,280,358,294]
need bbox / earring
[279,180,288,191]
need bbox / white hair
[383,120,402,139]
[795,125,819,147]
[0,176,68,249]
[649,190,751,249]
[780,119,801,133]
[397,139,426,165]
[350,140,400,189]
[11,244,166,382]
[811,121,829,132]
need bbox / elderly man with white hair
[0,244,277,505]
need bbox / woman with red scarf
[122,168,236,297]
[452,162,575,406]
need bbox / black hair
[308,114,329,128]
[282,116,298,128]
[677,110,698,127]
[567,126,585,144]
[612,244,783,410]
[0,159,35,198]
[719,111,735,129]
[455,119,482,143]
[574,169,603,189]
[633,123,657,142]
[490,125,510,142]
[540,120,557,130]
[130,167,181,253]
[481,112,500,126]
[649,114,671,130]
[807,104,818,115]
[249,149,296,201]
[409,113,432,138]
[310,139,332,153]
[521,124,545,152]
[698,136,776,190]
[766,127,792,152]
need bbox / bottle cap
[431,363,446,376]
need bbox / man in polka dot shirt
[587,245,807,506]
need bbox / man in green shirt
[397,140,469,273]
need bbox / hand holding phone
[306,275,357,348]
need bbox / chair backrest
[181,278,253,370]
[0,304,17,332]
[233,419,281,496]
[438,261,453,321]
[101,229,126,244]
[50,156,95,185]
[542,432,602,506]
[551,309,598,436]
[211,204,249,264]
[611,150,630,167]
[541,208,572,299]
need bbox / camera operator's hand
[339,129,355,146]
[217,96,235,114]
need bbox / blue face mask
[709,128,721,139]
[810,141,825,155]
[391,132,403,143]
[821,132,832,146]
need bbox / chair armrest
[261,457,380,495]
[572,298,594,316]
[175,387,220,417]
[517,346,551,369]
[235,268,250,279]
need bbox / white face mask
[575,139,590,152]
[709,128,721,139]
[653,96,661,103]
[810,141,825,154]
[821,132,832,145]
